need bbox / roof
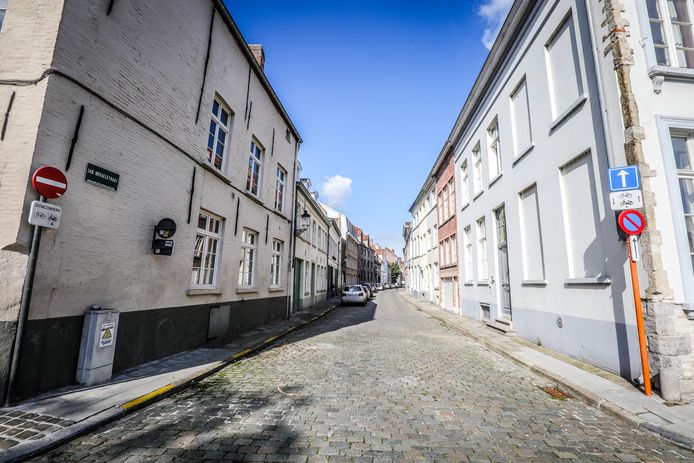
[212,0,302,143]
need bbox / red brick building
[434,150,458,313]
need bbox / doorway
[293,259,302,313]
[310,262,316,306]
[495,206,512,320]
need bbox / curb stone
[0,303,340,463]
[399,294,694,452]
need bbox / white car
[341,285,368,306]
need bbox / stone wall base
[646,301,694,402]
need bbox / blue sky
[224,0,513,255]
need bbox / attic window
[285,128,291,142]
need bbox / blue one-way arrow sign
[608,165,640,192]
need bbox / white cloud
[319,175,353,207]
[478,0,513,49]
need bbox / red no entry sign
[618,209,646,236]
[31,166,68,199]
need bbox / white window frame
[271,239,283,287]
[657,116,694,307]
[487,119,502,180]
[191,211,223,289]
[443,186,450,221]
[464,226,473,282]
[246,140,264,196]
[472,143,483,195]
[274,166,286,212]
[477,217,488,281]
[448,178,455,217]
[460,161,469,206]
[641,0,694,70]
[451,235,457,264]
[0,0,7,32]
[207,97,231,172]
[238,228,258,288]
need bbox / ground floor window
[671,133,694,271]
[239,228,257,287]
[271,239,283,287]
[192,211,223,288]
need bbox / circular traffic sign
[618,209,646,235]
[31,166,67,199]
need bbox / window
[560,153,605,278]
[0,0,7,31]
[207,98,230,171]
[312,220,317,246]
[546,15,584,119]
[671,134,694,271]
[477,217,488,280]
[246,140,263,196]
[304,263,311,293]
[487,119,502,178]
[274,166,286,212]
[438,193,444,223]
[464,226,473,281]
[519,185,546,280]
[271,239,283,287]
[451,235,457,264]
[461,161,469,205]
[443,187,450,221]
[648,0,694,67]
[192,212,222,288]
[448,179,455,217]
[472,144,483,194]
[238,228,258,287]
[510,78,532,155]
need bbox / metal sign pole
[5,196,45,406]
[626,238,652,396]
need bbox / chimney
[249,44,265,70]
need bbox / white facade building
[293,182,336,312]
[406,179,439,304]
[0,0,300,401]
[429,0,694,400]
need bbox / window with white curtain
[647,0,694,68]
[191,211,223,288]
[472,144,483,194]
[238,228,258,287]
[464,226,473,282]
[487,119,502,178]
[477,217,488,280]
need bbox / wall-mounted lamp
[295,210,310,236]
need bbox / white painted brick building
[0,0,301,401]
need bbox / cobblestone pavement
[30,290,694,462]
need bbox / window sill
[236,287,258,294]
[549,94,588,133]
[564,276,611,286]
[187,288,223,296]
[473,190,484,201]
[477,280,490,286]
[512,144,534,167]
[648,65,694,82]
[200,162,233,186]
[243,191,264,207]
[460,201,470,212]
[521,279,547,286]
[488,172,503,187]
[268,287,285,292]
[464,281,474,286]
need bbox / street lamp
[295,210,311,236]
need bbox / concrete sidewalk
[401,293,694,451]
[0,298,340,463]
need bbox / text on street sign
[85,163,119,192]
[28,201,62,229]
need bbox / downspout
[287,141,299,319]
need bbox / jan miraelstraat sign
[85,163,119,192]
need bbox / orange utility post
[618,209,651,396]
[626,239,652,396]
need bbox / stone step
[485,319,517,336]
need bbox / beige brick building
[0,0,301,401]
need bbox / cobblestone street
[31,291,694,462]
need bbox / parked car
[341,285,367,306]
[384,283,391,289]
[376,283,384,291]
[361,283,374,299]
